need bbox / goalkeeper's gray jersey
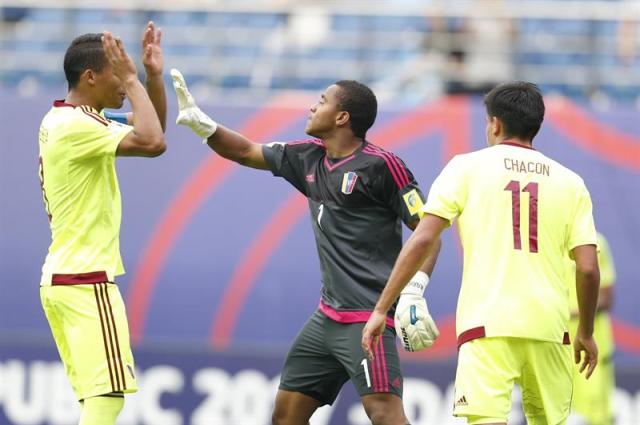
[263,139,425,318]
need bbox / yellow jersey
[38,100,133,286]
[422,142,597,346]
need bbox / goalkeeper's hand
[170,68,218,142]
[394,271,439,352]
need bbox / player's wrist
[195,112,218,143]
[144,68,163,79]
[577,323,594,338]
[122,75,142,88]
[373,305,389,315]
[400,271,429,297]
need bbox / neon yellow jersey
[568,232,615,356]
[38,100,133,286]
[422,142,597,345]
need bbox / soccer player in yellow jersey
[569,233,616,425]
[363,81,600,425]
[38,24,166,425]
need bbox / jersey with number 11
[421,142,597,344]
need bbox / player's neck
[65,90,102,112]
[323,136,364,159]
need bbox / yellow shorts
[453,337,572,425]
[571,355,614,425]
[40,283,137,400]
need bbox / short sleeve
[70,115,132,161]
[262,139,323,196]
[567,182,597,252]
[374,154,426,227]
[420,155,467,226]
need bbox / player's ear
[490,116,501,137]
[336,111,350,127]
[83,69,97,87]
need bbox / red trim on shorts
[457,326,572,348]
[457,326,486,350]
[97,283,121,391]
[94,284,116,392]
[52,271,109,285]
[103,283,127,389]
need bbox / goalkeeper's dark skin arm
[203,126,270,169]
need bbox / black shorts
[279,309,403,406]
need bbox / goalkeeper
[171,69,440,425]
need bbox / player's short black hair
[334,80,377,139]
[484,81,545,142]
[64,33,107,89]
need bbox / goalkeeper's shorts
[279,309,402,405]
[40,282,137,400]
[453,337,572,425]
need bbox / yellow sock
[79,394,124,425]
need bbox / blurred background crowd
[1,0,639,106]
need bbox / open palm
[142,21,163,76]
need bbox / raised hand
[171,68,218,141]
[102,31,137,82]
[142,21,163,77]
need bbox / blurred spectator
[618,19,637,67]
[1,7,29,23]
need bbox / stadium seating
[1,4,638,102]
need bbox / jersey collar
[53,100,76,108]
[499,141,535,150]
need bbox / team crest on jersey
[341,172,358,194]
[402,189,424,216]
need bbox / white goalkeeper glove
[170,68,218,143]
[394,271,439,352]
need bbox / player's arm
[362,214,448,357]
[408,218,441,276]
[170,68,268,170]
[205,126,268,169]
[375,215,447,316]
[101,32,165,157]
[570,286,612,318]
[572,243,600,378]
[141,21,167,132]
[107,23,166,131]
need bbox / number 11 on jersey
[505,180,538,253]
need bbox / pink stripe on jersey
[318,300,395,328]
[288,138,325,147]
[362,147,408,189]
[366,145,410,186]
[323,154,356,171]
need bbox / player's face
[305,85,342,137]
[93,63,126,110]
